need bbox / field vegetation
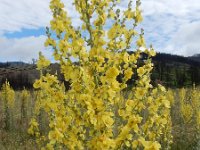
[0,86,200,149]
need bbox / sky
[0,0,200,62]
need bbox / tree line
[0,53,200,89]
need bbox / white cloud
[142,0,200,17]
[0,36,52,62]
[0,0,79,33]
[140,0,200,56]
[0,0,49,33]
[164,21,200,56]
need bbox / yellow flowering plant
[0,80,15,130]
[1,80,15,108]
[174,86,200,148]
[20,88,30,123]
[29,0,172,149]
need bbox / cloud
[0,0,79,33]
[164,21,200,56]
[0,0,200,61]
[142,0,200,17]
[140,0,200,56]
[0,0,49,33]
[0,35,52,62]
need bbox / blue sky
[4,28,46,39]
[0,0,200,62]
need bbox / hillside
[152,53,200,87]
[0,63,64,90]
[188,54,200,62]
[0,53,200,89]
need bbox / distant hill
[188,54,200,62]
[0,61,27,68]
[0,62,64,90]
[153,53,200,66]
[0,62,37,89]
[0,53,200,89]
[152,53,200,87]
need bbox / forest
[0,52,199,90]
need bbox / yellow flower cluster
[29,0,172,149]
[37,52,51,71]
[178,87,200,127]
[0,80,15,130]
[20,88,30,119]
[168,86,200,148]
[1,80,15,108]
[28,118,40,137]
[21,88,30,107]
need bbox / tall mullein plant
[29,0,172,149]
[20,88,30,126]
[178,87,200,149]
[0,80,15,131]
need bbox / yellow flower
[137,35,146,47]
[44,37,56,47]
[163,100,171,108]
[124,10,134,19]
[107,24,120,39]
[37,52,51,70]
[132,140,139,148]
[124,68,133,80]
[48,128,64,142]
[106,66,120,80]
[137,67,145,77]
[102,115,114,127]
[28,118,39,136]
[125,141,131,147]
[33,79,42,89]
[108,10,116,19]
[135,7,143,23]
[135,88,146,99]
[149,49,156,56]
[146,142,161,150]
[94,13,106,26]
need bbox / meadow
[0,85,199,149]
